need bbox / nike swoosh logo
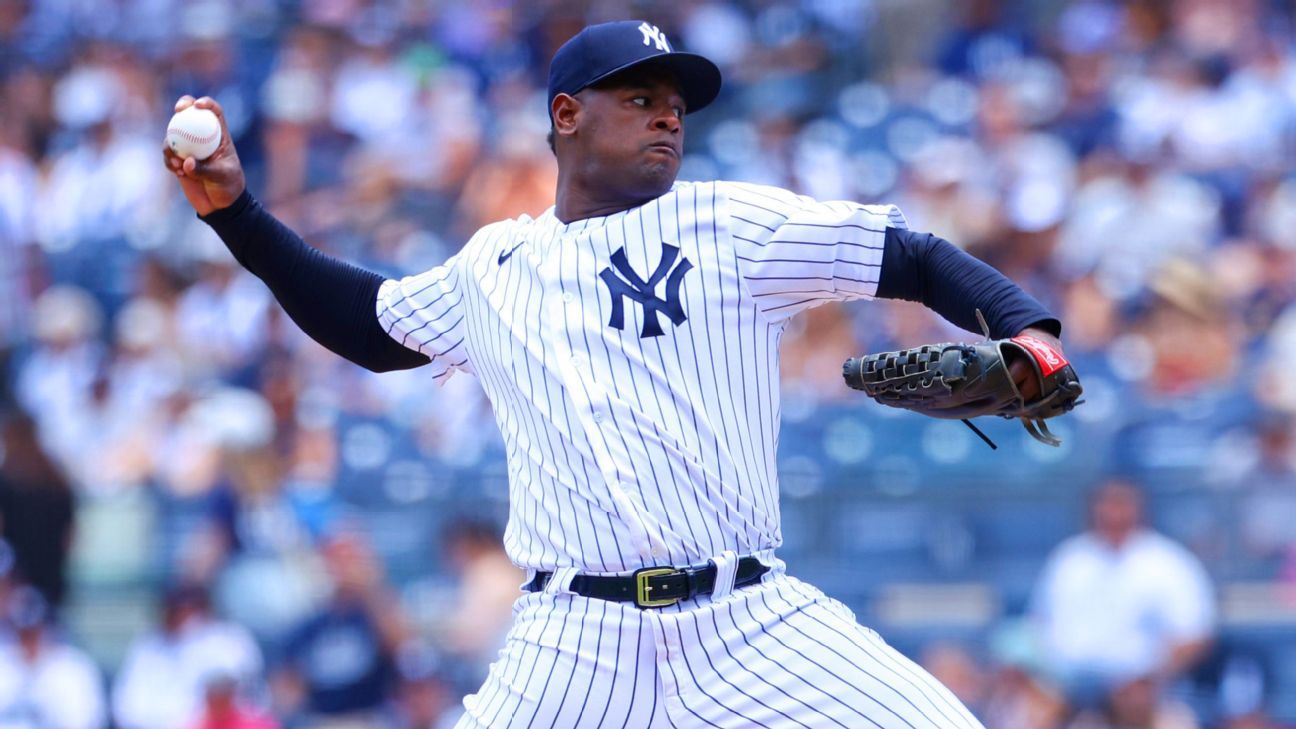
[498,241,526,265]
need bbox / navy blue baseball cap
[547,20,722,114]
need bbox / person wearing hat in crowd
[0,583,105,729]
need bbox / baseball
[166,106,221,161]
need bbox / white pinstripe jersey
[376,181,907,574]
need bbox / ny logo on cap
[638,22,671,52]
[599,244,692,338]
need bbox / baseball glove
[842,331,1083,448]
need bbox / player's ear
[552,93,581,140]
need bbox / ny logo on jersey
[638,22,671,52]
[599,244,692,338]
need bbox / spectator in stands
[391,642,458,729]
[113,582,264,729]
[174,387,323,640]
[921,643,989,720]
[191,676,280,729]
[1031,478,1216,715]
[271,531,408,727]
[0,409,74,610]
[0,584,105,729]
[435,519,519,679]
[14,285,104,485]
[1066,674,1199,729]
[1133,258,1241,398]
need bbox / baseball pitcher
[164,20,1079,728]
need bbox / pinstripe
[763,295,839,313]
[719,598,881,727]
[725,198,769,532]
[668,616,771,728]
[640,614,662,729]
[768,581,980,729]
[751,309,779,530]
[704,184,765,551]
[594,603,622,728]
[510,235,562,568]
[677,197,740,556]
[516,595,580,729]
[740,590,916,727]
[723,183,803,214]
[730,199,791,222]
[567,598,605,727]
[682,611,809,729]
[791,598,981,729]
[488,240,548,564]
[699,605,840,729]
[734,233,884,250]
[463,243,539,563]
[553,223,629,572]
[758,590,944,728]
[608,212,687,565]
[619,606,646,729]
[730,214,776,231]
[732,282,774,533]
[736,254,881,266]
[471,616,534,725]
[680,185,735,547]
[635,208,716,559]
[579,221,663,559]
[383,289,457,334]
[652,197,727,557]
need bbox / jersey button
[570,355,587,369]
[592,410,604,423]
[563,292,575,303]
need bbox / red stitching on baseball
[169,127,219,144]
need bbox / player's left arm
[723,181,1062,398]
[874,227,1061,399]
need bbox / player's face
[573,67,686,199]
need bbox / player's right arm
[162,96,437,374]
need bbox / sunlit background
[1,0,1294,727]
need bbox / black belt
[525,557,769,609]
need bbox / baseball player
[164,20,1065,728]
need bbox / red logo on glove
[1011,335,1068,376]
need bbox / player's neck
[554,174,664,224]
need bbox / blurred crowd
[3,0,1296,726]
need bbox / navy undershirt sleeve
[199,190,431,372]
[875,227,1061,339]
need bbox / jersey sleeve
[721,181,907,321]
[376,253,472,381]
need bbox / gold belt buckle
[634,567,682,608]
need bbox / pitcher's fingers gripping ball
[844,333,1084,446]
[166,105,222,161]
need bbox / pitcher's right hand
[162,96,245,216]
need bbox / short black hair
[547,125,555,155]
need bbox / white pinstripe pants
[455,573,985,729]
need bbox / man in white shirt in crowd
[112,582,264,729]
[1030,478,1216,711]
[0,584,105,729]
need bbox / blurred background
[1,0,1295,727]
